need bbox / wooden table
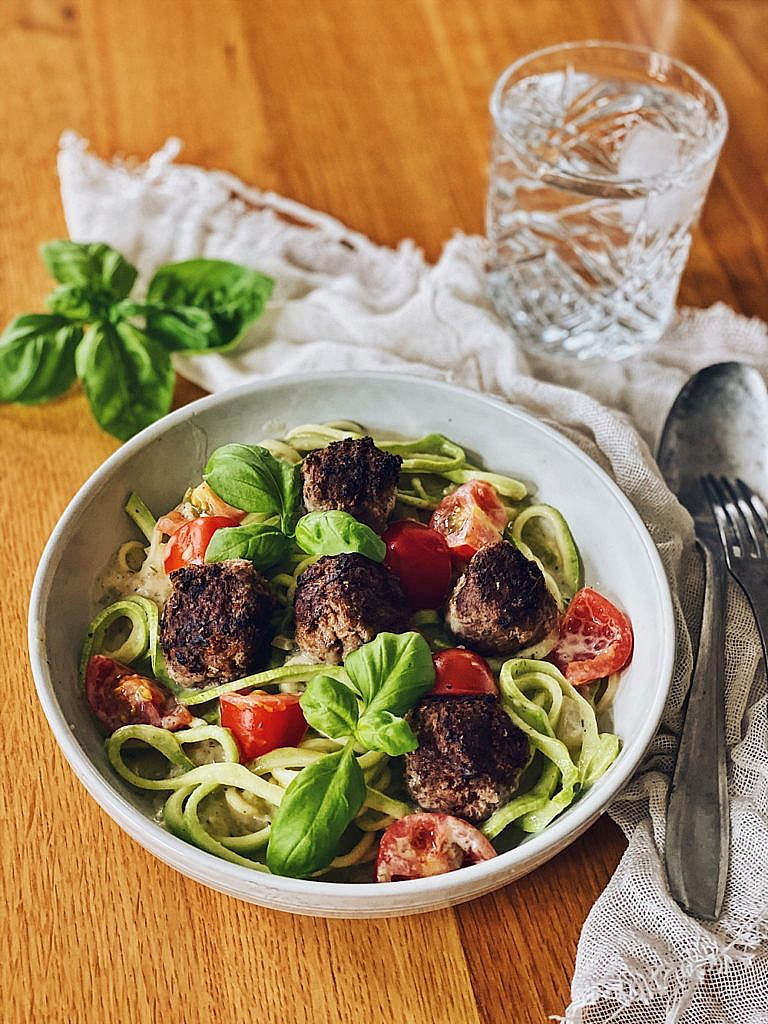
[3,3,766,1022]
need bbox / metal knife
[656,361,768,920]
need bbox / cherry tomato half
[551,587,634,685]
[376,812,497,882]
[430,481,507,561]
[431,648,497,696]
[85,655,192,734]
[382,520,453,610]
[220,691,308,762]
[163,515,242,572]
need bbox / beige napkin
[59,132,768,1024]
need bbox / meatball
[301,436,402,533]
[446,540,558,657]
[160,559,275,687]
[404,695,529,823]
[293,553,409,664]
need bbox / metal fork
[701,475,768,661]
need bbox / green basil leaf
[355,710,419,756]
[204,444,301,532]
[204,522,289,573]
[75,320,174,441]
[0,314,81,404]
[41,241,138,300]
[300,676,360,739]
[145,259,273,353]
[344,631,435,714]
[140,304,221,352]
[266,741,365,878]
[295,510,386,561]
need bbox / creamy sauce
[95,541,171,608]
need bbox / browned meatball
[301,436,402,533]
[160,559,275,687]
[293,553,409,664]
[446,540,558,657]
[404,695,529,823]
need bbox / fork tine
[736,479,768,556]
[701,474,736,563]
[720,476,758,558]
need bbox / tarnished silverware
[657,361,768,920]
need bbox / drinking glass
[486,42,727,360]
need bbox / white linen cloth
[59,132,768,1023]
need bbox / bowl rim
[28,370,675,901]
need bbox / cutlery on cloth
[656,361,768,919]
[702,475,768,663]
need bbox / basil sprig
[266,632,435,878]
[300,631,435,757]
[0,241,273,440]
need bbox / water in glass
[487,70,722,359]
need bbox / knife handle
[664,538,730,920]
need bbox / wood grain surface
[2,2,766,1022]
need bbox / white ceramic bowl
[29,373,674,918]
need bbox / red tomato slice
[376,812,497,882]
[382,520,452,609]
[551,587,634,685]
[163,515,242,572]
[85,655,193,734]
[220,691,308,762]
[431,648,497,695]
[430,481,507,561]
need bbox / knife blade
[657,361,768,920]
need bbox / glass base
[487,271,671,362]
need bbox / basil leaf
[204,522,289,573]
[204,444,301,532]
[295,510,386,561]
[300,676,360,739]
[355,710,418,756]
[266,741,365,878]
[0,314,81,404]
[41,241,138,300]
[145,259,273,353]
[344,631,435,714]
[140,304,220,352]
[75,320,174,441]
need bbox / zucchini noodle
[176,663,340,707]
[314,831,378,874]
[106,724,412,873]
[594,672,622,715]
[441,467,526,500]
[79,595,175,691]
[124,492,156,542]
[481,659,620,839]
[116,540,147,572]
[509,504,583,609]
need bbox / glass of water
[486,42,727,359]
